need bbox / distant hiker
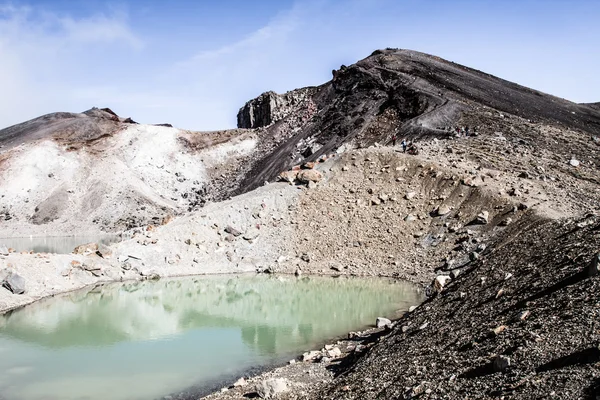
[401,139,407,153]
[465,126,470,136]
[392,134,397,146]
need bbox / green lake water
[0,274,422,400]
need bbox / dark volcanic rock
[315,215,600,399]
[234,49,600,195]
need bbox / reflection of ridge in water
[0,275,422,351]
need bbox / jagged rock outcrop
[236,88,316,129]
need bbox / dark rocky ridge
[234,49,600,195]
[583,102,600,111]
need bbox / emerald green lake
[0,274,422,400]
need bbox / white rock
[405,192,416,200]
[233,377,247,387]
[376,317,392,328]
[569,159,580,167]
[256,378,288,399]
[433,275,452,292]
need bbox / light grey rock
[569,159,580,167]
[437,205,451,216]
[0,246,8,256]
[404,214,417,222]
[405,191,416,200]
[233,377,247,387]
[256,378,288,399]
[224,225,243,237]
[96,244,113,259]
[302,350,321,362]
[2,272,25,294]
[476,211,489,224]
[376,317,392,328]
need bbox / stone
[297,169,323,183]
[378,194,389,203]
[405,191,416,200]
[302,162,316,169]
[376,317,392,328]
[225,226,243,237]
[0,246,8,256]
[96,244,113,259]
[433,275,451,292]
[327,347,342,358]
[73,242,99,255]
[569,159,580,167]
[493,355,511,372]
[404,214,417,222]
[508,187,522,197]
[279,170,298,183]
[493,325,507,335]
[437,205,451,216]
[233,377,247,387]
[475,211,489,224]
[295,268,302,277]
[408,305,418,312]
[302,350,321,362]
[518,310,531,320]
[450,269,460,280]
[370,197,381,206]
[499,217,512,226]
[2,272,25,294]
[307,180,317,189]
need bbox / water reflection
[0,274,422,400]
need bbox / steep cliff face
[236,88,317,129]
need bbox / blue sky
[1,0,599,130]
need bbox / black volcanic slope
[235,49,600,194]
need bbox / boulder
[499,217,512,226]
[73,242,99,255]
[297,169,323,183]
[436,205,451,216]
[278,170,298,183]
[475,211,489,224]
[376,317,392,328]
[2,272,25,294]
[327,346,342,358]
[433,275,451,292]
[569,159,580,167]
[96,244,113,259]
[493,355,511,372]
[302,350,321,362]
[0,246,8,256]
[256,378,288,399]
[405,191,416,200]
[233,377,247,387]
[225,226,243,237]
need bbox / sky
[1,0,599,130]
